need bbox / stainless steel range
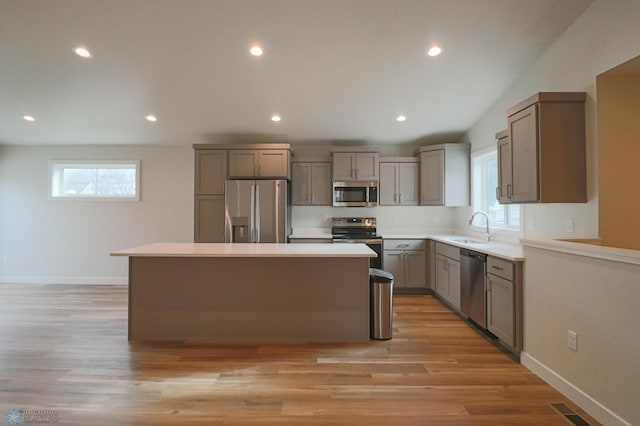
[331,217,382,269]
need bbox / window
[50,161,140,200]
[471,149,519,229]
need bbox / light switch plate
[568,330,577,351]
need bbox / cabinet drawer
[487,256,514,281]
[435,242,460,261]
[383,239,426,251]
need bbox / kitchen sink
[449,238,488,245]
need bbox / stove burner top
[331,217,379,240]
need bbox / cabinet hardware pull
[507,184,512,198]
[398,244,409,248]
[399,193,402,203]
[496,187,499,199]
[491,265,504,271]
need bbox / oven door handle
[332,239,382,244]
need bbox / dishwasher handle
[460,248,487,261]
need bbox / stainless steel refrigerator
[224,180,290,243]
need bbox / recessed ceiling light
[23,115,35,122]
[396,115,407,122]
[271,114,281,122]
[145,115,157,122]
[250,46,263,56]
[427,46,442,57]
[74,45,92,58]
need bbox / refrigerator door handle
[255,184,261,243]
[250,184,256,242]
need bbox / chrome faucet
[469,211,491,241]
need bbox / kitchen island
[111,243,376,342]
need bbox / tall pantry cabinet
[194,149,227,243]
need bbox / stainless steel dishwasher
[460,248,487,328]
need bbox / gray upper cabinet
[291,161,332,205]
[496,129,512,203]
[502,92,586,203]
[228,149,290,178]
[379,160,419,205]
[416,143,470,206]
[332,152,379,181]
[195,150,227,195]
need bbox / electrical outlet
[568,330,578,351]
[566,218,574,233]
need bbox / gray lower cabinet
[383,239,427,291]
[486,256,522,351]
[434,242,461,309]
[194,195,225,243]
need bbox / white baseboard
[521,352,631,426]
[0,276,127,285]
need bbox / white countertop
[429,235,524,261]
[522,238,640,266]
[287,228,524,261]
[111,242,376,258]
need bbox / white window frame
[49,160,141,201]
[471,147,520,233]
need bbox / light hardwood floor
[0,284,599,425]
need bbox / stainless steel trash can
[370,268,394,340]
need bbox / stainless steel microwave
[332,181,378,207]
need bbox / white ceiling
[0,0,592,146]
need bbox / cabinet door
[332,153,355,180]
[497,132,512,203]
[508,104,539,202]
[228,150,258,177]
[311,162,332,205]
[447,259,461,309]
[258,150,289,178]
[404,250,427,288]
[195,150,227,195]
[383,251,404,287]
[194,195,225,242]
[291,162,312,205]
[435,254,449,297]
[379,163,398,205]
[487,273,515,347]
[420,150,445,205]
[398,162,419,205]
[355,153,379,181]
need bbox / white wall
[457,0,640,240]
[0,145,193,283]
[292,205,455,233]
[522,245,640,426]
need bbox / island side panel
[128,256,370,342]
